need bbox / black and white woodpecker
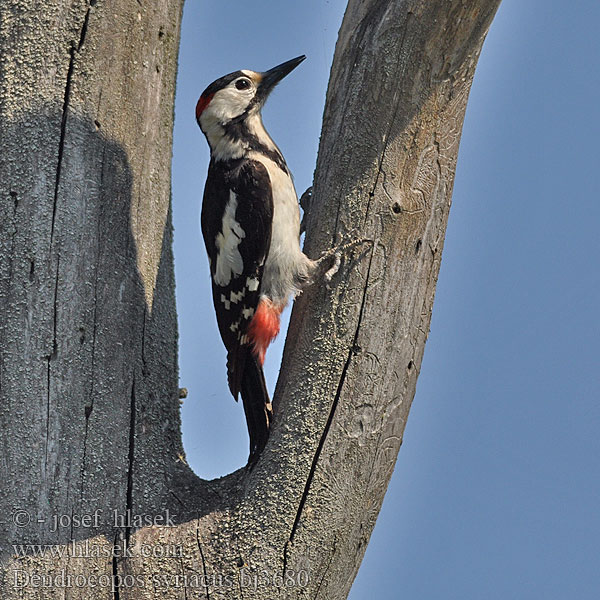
[196,56,314,463]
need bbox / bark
[0,0,184,596]
[0,0,500,599]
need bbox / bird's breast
[248,152,310,304]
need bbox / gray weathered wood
[0,0,500,598]
[0,0,184,596]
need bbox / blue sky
[172,1,600,598]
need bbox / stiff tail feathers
[226,298,282,463]
[240,352,272,463]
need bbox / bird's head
[196,56,305,158]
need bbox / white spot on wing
[246,277,260,292]
[214,191,246,286]
[230,290,245,304]
[220,294,231,310]
[242,307,255,320]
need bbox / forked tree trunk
[0,0,500,598]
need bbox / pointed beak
[257,55,306,102]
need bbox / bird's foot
[314,237,373,281]
[299,186,372,280]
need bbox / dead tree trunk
[0,0,500,599]
[0,0,185,595]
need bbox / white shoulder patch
[214,191,246,286]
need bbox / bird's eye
[235,78,251,90]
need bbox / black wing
[201,158,273,397]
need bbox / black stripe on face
[222,119,288,174]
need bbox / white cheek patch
[204,85,254,123]
[214,191,245,286]
[199,84,258,161]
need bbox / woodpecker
[196,56,314,463]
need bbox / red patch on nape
[195,93,214,123]
[247,298,284,365]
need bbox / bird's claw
[315,237,373,283]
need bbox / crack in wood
[364,11,414,222]
[44,256,60,472]
[110,376,136,600]
[50,3,93,246]
[112,532,121,600]
[313,535,337,600]
[79,143,107,503]
[178,552,190,600]
[196,521,211,600]
[124,375,136,547]
[47,3,94,478]
[282,245,375,577]
[329,9,414,241]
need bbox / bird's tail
[240,351,272,464]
